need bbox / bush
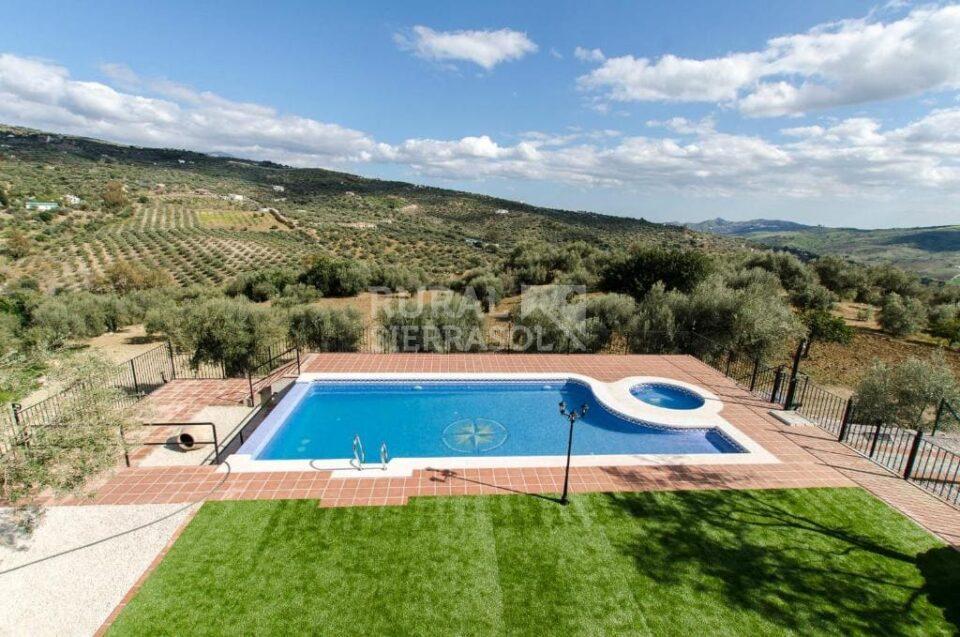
[372,266,425,295]
[102,180,128,210]
[181,298,283,375]
[855,354,957,430]
[299,255,371,297]
[585,293,637,350]
[878,293,926,337]
[4,229,32,259]
[287,306,364,351]
[90,261,173,294]
[506,241,605,289]
[929,304,960,346]
[225,267,299,302]
[379,293,484,352]
[744,252,815,294]
[625,283,678,353]
[602,246,712,298]
[451,269,504,312]
[672,275,804,358]
[802,310,853,356]
[790,282,836,311]
[811,256,867,299]
[0,353,134,504]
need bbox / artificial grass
[109,488,959,636]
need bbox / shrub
[811,256,868,298]
[225,267,299,302]
[102,180,128,210]
[672,275,804,358]
[182,298,283,375]
[287,306,364,351]
[451,269,504,312]
[878,293,926,337]
[802,310,853,356]
[506,241,604,289]
[855,354,956,430]
[379,293,484,352]
[299,255,371,297]
[585,293,637,350]
[91,261,174,294]
[372,266,424,294]
[602,246,712,299]
[0,353,135,504]
[4,229,32,259]
[625,283,678,353]
[790,282,836,311]
[869,265,924,299]
[744,252,815,294]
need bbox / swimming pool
[238,378,748,466]
[631,382,706,410]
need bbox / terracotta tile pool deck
[56,354,959,547]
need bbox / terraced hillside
[0,125,729,290]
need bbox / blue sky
[1,0,959,227]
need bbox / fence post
[130,359,140,395]
[931,398,945,436]
[783,339,806,410]
[166,339,177,380]
[119,424,130,467]
[247,371,255,408]
[868,421,883,458]
[211,423,220,464]
[770,366,785,404]
[903,430,924,479]
[10,403,23,454]
[838,398,854,441]
[748,357,760,393]
[295,347,302,376]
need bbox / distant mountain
[680,218,960,283]
[680,217,818,235]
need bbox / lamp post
[558,400,589,505]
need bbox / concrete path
[0,504,197,637]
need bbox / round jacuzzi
[630,383,705,410]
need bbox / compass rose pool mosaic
[232,374,775,474]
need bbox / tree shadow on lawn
[603,488,960,635]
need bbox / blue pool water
[630,383,706,410]
[255,381,742,460]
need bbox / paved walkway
[50,354,959,547]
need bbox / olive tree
[182,298,283,375]
[287,306,364,352]
[878,292,926,337]
[378,293,484,352]
[854,354,956,430]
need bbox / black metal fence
[246,338,300,406]
[0,336,303,454]
[703,338,960,509]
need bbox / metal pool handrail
[352,434,365,470]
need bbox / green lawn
[110,488,959,636]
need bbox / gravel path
[0,503,198,637]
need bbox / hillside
[0,125,727,290]
[683,218,960,283]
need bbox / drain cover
[441,418,508,454]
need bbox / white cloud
[395,26,537,70]
[0,53,378,166]
[578,5,960,116]
[574,47,605,63]
[1,52,959,205]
